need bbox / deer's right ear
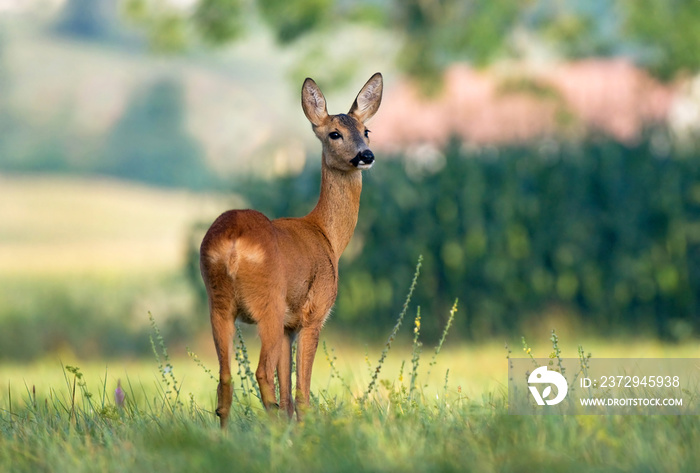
[302,78,328,127]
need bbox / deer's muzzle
[350,149,375,168]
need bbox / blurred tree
[193,0,245,44]
[124,0,338,51]
[123,0,699,83]
[392,0,522,91]
[99,78,210,189]
[123,0,244,51]
[258,0,333,43]
[621,0,700,80]
[525,0,621,58]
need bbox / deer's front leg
[295,326,320,420]
[277,329,295,418]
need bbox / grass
[2,261,700,472]
[2,336,700,472]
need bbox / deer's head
[302,73,383,172]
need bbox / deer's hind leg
[231,234,288,413]
[203,265,237,428]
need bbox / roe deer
[200,73,383,427]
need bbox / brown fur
[200,73,383,426]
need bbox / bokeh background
[1,0,700,366]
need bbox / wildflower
[115,379,125,408]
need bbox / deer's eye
[329,131,342,140]
[364,129,370,138]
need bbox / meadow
[2,312,700,472]
[2,176,700,472]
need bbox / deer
[200,73,383,427]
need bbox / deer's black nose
[350,149,375,167]
[359,149,374,164]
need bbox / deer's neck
[306,158,363,260]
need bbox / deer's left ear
[349,72,383,123]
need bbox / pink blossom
[115,379,125,408]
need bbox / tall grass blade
[361,255,422,404]
[426,298,458,383]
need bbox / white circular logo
[528,366,568,406]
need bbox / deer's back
[200,209,338,326]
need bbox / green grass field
[2,326,700,473]
[2,283,700,473]
[2,315,699,472]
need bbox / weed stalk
[361,255,422,404]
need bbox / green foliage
[193,0,245,45]
[394,0,522,90]
[258,0,334,44]
[354,135,700,340]
[125,0,245,50]
[123,0,188,52]
[526,0,621,59]
[621,0,700,80]
[98,78,211,189]
[193,135,700,340]
[120,0,699,86]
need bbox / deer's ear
[349,72,383,123]
[302,78,328,127]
